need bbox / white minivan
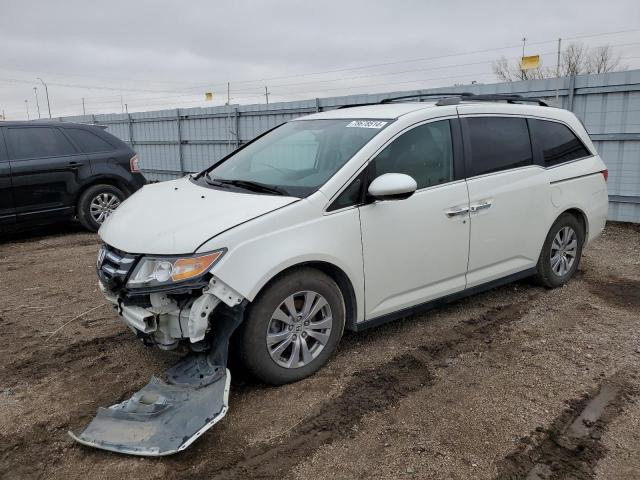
[75,93,610,455]
[97,93,608,385]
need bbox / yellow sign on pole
[520,55,540,70]
[205,92,213,101]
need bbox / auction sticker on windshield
[346,120,388,129]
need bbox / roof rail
[434,93,548,107]
[379,92,475,104]
[337,92,548,109]
[337,102,379,109]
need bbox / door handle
[469,200,492,213]
[445,206,469,217]
[67,161,81,170]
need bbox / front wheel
[77,184,124,232]
[534,213,585,288]
[237,268,345,385]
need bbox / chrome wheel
[266,290,333,369]
[550,226,577,277]
[90,192,120,224]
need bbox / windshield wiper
[211,178,289,196]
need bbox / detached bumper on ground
[69,358,230,456]
[69,278,246,456]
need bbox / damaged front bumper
[70,298,246,456]
[99,275,244,351]
[69,358,231,456]
[71,247,247,456]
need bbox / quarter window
[528,119,591,166]
[465,117,533,176]
[65,128,115,153]
[327,175,364,212]
[6,127,77,160]
[371,120,454,189]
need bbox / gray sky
[1,0,639,119]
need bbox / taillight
[601,169,608,182]
[129,154,140,173]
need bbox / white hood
[99,177,298,254]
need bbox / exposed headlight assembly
[127,249,225,288]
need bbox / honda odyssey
[74,93,609,455]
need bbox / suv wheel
[77,184,124,232]
[534,213,585,288]
[237,267,345,385]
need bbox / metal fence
[58,70,640,223]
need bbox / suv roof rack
[379,92,475,104]
[383,92,548,107]
[337,92,548,109]
[435,93,548,107]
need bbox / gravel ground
[0,221,639,480]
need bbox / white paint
[100,101,608,329]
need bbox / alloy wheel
[550,226,578,277]
[90,192,121,224]
[266,290,333,369]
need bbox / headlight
[127,249,225,288]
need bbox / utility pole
[125,103,129,115]
[264,86,270,105]
[226,82,230,105]
[82,97,86,116]
[555,38,562,103]
[24,100,30,120]
[33,87,41,118]
[120,95,124,114]
[520,37,527,80]
[37,77,51,118]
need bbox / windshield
[205,119,390,197]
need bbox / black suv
[0,121,146,232]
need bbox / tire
[237,267,345,385]
[534,213,585,288]
[77,184,125,232]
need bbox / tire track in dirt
[589,277,640,309]
[2,330,132,387]
[495,375,638,480]
[173,292,541,479]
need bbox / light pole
[33,87,41,118]
[520,37,527,80]
[37,77,51,118]
[24,100,30,120]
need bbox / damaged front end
[69,244,245,456]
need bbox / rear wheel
[534,213,585,288]
[237,268,345,385]
[77,184,124,232]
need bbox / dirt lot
[1,222,639,480]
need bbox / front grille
[97,244,139,292]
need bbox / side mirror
[368,173,417,201]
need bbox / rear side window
[6,127,77,160]
[371,120,454,189]
[65,128,115,153]
[528,119,591,166]
[465,117,532,176]
[0,131,6,162]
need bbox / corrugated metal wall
[59,70,640,223]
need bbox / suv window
[65,128,115,153]
[0,132,6,162]
[465,117,532,176]
[528,119,591,166]
[6,127,77,160]
[371,120,453,189]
